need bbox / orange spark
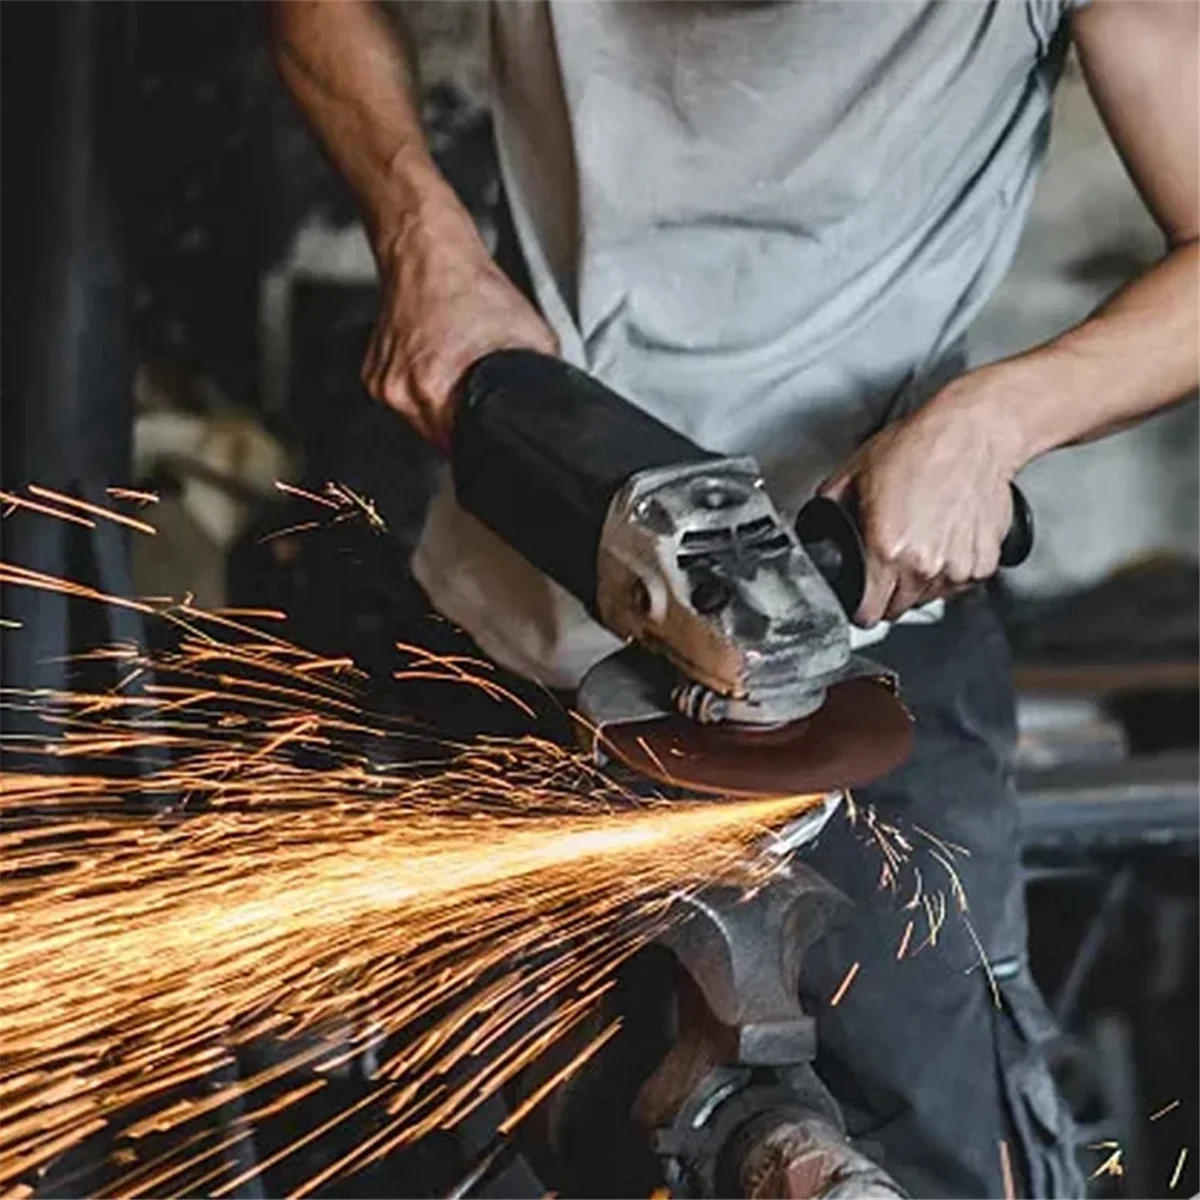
[267,481,388,541]
[274,480,341,510]
[106,486,161,506]
[998,1139,1016,1200]
[1169,1147,1187,1190]
[1090,1148,1124,1181]
[258,520,320,543]
[962,914,1001,1009]
[497,1020,622,1135]
[0,489,96,528]
[26,484,157,535]
[829,961,860,1008]
[0,783,815,1195]
[635,734,672,781]
[0,562,826,1197]
[211,608,288,622]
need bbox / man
[268,1,1198,1194]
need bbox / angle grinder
[450,350,1032,798]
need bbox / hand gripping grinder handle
[794,484,1035,616]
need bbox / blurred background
[1,2,1196,1196]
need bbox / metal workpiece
[651,864,848,1060]
[734,1114,908,1199]
[632,865,903,1198]
[765,794,846,857]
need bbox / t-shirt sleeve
[1027,0,1091,51]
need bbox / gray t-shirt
[413,0,1079,689]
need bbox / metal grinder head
[594,455,851,727]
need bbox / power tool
[451,350,1032,798]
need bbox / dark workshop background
[0,2,1196,1197]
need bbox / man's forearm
[823,234,1198,625]
[941,0,1200,474]
[934,240,1199,472]
[266,0,475,251]
[268,1,556,450]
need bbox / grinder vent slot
[735,515,791,557]
[745,532,791,555]
[680,527,734,548]
[735,515,778,540]
[676,517,791,571]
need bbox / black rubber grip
[795,483,1035,615]
[450,350,715,610]
[1000,483,1034,568]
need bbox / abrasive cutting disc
[597,676,913,798]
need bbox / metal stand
[634,866,904,1199]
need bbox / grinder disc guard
[596,676,913,799]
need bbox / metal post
[0,0,144,765]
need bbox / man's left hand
[820,368,1028,628]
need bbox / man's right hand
[267,0,558,453]
[362,202,559,455]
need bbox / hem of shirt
[410,543,612,693]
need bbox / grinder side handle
[795,483,1034,616]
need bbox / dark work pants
[796,589,1083,1199]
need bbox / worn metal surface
[597,457,852,727]
[736,1115,906,1199]
[630,866,903,1198]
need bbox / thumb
[426,402,455,459]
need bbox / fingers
[852,472,1001,624]
[857,520,978,624]
[362,349,456,454]
[858,547,936,625]
[855,557,896,627]
[973,488,1011,578]
[362,319,557,455]
[361,334,436,447]
[883,572,974,622]
[359,230,560,453]
[882,572,933,623]
[861,543,989,624]
[860,563,970,626]
[828,396,1020,627]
